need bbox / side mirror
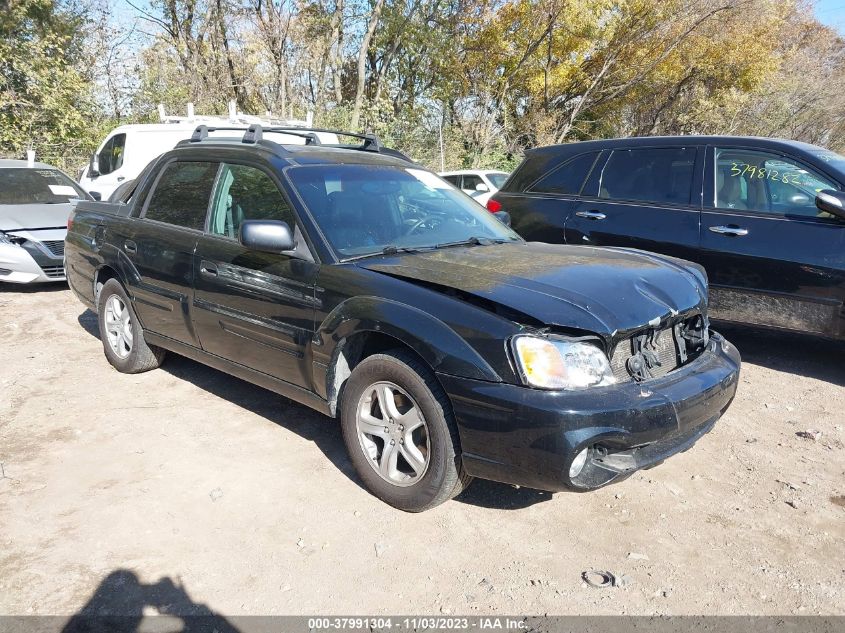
[88,152,100,178]
[475,182,490,193]
[815,189,845,220]
[90,191,102,201]
[239,220,296,253]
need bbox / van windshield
[0,168,87,205]
[287,164,520,259]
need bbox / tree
[0,0,99,168]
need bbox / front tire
[340,350,472,511]
[97,278,165,374]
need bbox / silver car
[0,159,89,283]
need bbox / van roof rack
[186,123,387,156]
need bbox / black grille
[41,240,65,257]
[610,316,708,383]
[41,265,65,278]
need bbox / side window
[98,134,126,175]
[461,174,483,192]
[209,164,295,239]
[714,148,838,218]
[443,175,461,187]
[599,147,696,205]
[143,161,218,230]
[530,151,599,195]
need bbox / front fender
[313,295,502,388]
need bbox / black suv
[65,125,740,511]
[492,136,845,340]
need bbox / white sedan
[0,160,89,283]
[439,169,510,206]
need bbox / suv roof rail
[266,126,382,153]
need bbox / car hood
[360,242,707,339]
[0,203,74,232]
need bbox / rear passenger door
[192,162,319,388]
[505,151,601,242]
[563,145,703,264]
[129,160,218,346]
[700,146,845,336]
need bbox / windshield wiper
[342,245,428,262]
[433,236,513,249]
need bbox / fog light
[569,447,590,479]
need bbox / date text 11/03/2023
[306,617,527,630]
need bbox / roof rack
[187,123,387,156]
[159,100,313,128]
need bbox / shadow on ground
[715,322,845,387]
[61,570,239,633]
[76,309,550,510]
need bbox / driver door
[192,161,319,387]
[700,146,845,336]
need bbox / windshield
[487,172,509,189]
[810,149,845,174]
[287,164,520,259]
[0,168,87,204]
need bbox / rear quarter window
[528,152,600,195]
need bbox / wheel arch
[317,297,501,417]
[94,265,122,308]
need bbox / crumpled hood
[0,203,74,232]
[360,242,707,338]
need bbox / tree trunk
[350,0,385,130]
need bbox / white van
[79,103,337,200]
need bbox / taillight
[486,198,502,213]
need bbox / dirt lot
[1,283,843,617]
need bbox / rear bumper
[438,332,740,492]
[0,239,66,283]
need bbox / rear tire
[340,349,472,512]
[97,278,165,374]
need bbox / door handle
[575,211,607,220]
[116,176,125,182]
[709,225,749,237]
[200,261,218,277]
[124,239,137,254]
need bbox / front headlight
[512,335,616,390]
[0,232,24,246]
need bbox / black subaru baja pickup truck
[65,124,741,511]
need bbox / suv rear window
[0,168,86,204]
[598,147,696,205]
[529,152,599,195]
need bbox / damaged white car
[0,159,89,283]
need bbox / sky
[815,0,845,32]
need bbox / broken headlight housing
[512,335,616,390]
[0,232,24,246]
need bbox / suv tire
[97,278,165,374]
[340,350,472,512]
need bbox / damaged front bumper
[438,331,740,492]
[0,229,66,283]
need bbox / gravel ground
[1,283,843,617]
